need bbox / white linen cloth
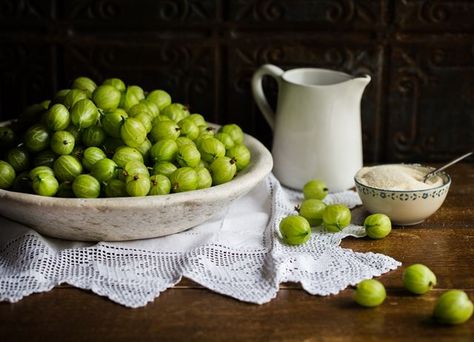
[0,174,400,308]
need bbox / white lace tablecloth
[0,174,400,308]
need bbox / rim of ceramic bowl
[354,163,451,193]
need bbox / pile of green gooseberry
[279,178,473,325]
[0,77,251,198]
[278,179,392,246]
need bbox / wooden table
[1,164,473,341]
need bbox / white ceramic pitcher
[251,64,371,192]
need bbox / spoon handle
[424,151,473,182]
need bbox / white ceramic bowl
[0,129,273,241]
[354,165,451,225]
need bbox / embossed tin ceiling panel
[0,0,472,162]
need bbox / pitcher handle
[251,64,284,131]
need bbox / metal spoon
[423,151,473,182]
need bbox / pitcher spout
[352,74,371,88]
[347,74,371,98]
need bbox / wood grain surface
[1,163,473,342]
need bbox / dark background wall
[0,0,473,163]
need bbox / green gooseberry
[81,126,106,147]
[70,98,99,129]
[198,137,226,163]
[120,117,147,148]
[0,126,16,151]
[176,144,201,168]
[161,103,189,122]
[139,99,160,118]
[32,174,59,197]
[135,138,152,162]
[151,161,177,178]
[364,213,392,239]
[24,124,50,153]
[45,104,70,131]
[29,165,54,179]
[33,150,57,168]
[53,155,83,182]
[133,112,153,133]
[354,279,386,307]
[120,90,140,111]
[279,215,311,246]
[63,89,88,109]
[303,179,328,200]
[433,290,473,325]
[128,102,153,118]
[196,167,212,189]
[152,115,172,123]
[215,132,235,150]
[146,89,172,110]
[82,146,107,170]
[91,158,118,182]
[150,139,178,163]
[92,85,121,111]
[127,85,145,100]
[104,178,128,197]
[40,100,51,111]
[176,136,194,148]
[298,199,326,227]
[322,204,351,232]
[56,181,75,198]
[188,113,207,127]
[72,76,97,96]
[52,89,71,105]
[125,173,151,197]
[0,160,16,189]
[178,118,199,140]
[123,160,149,180]
[11,171,33,193]
[6,147,30,172]
[101,109,127,138]
[226,144,251,171]
[209,156,237,185]
[219,124,244,144]
[103,78,126,92]
[403,264,437,295]
[72,174,101,198]
[170,167,198,193]
[149,120,180,142]
[120,85,145,111]
[112,146,143,168]
[149,174,171,195]
[50,130,75,155]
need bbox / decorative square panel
[0,0,53,27]
[227,0,383,29]
[387,43,474,162]
[395,0,474,32]
[59,38,216,120]
[59,0,217,27]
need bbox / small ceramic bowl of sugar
[354,164,451,225]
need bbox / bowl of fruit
[0,77,273,241]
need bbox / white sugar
[356,164,444,191]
